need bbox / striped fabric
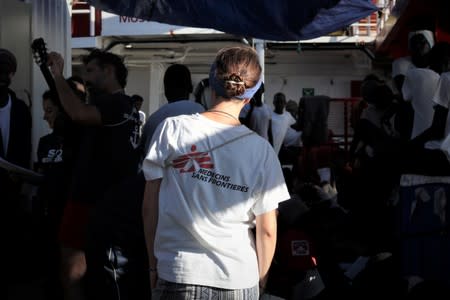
[152,279,259,300]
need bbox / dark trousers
[84,172,150,300]
[85,242,150,300]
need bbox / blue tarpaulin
[86,0,378,41]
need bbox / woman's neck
[203,100,244,125]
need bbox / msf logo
[172,145,214,173]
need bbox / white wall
[122,48,375,142]
[126,67,151,115]
[29,0,71,162]
[0,0,71,163]
[126,48,375,116]
[0,0,32,109]
[126,63,167,119]
[262,49,374,104]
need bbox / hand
[47,52,65,76]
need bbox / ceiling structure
[85,0,378,41]
[74,0,450,74]
[73,0,381,73]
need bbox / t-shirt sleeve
[265,105,272,119]
[401,70,413,102]
[432,73,450,108]
[142,119,171,181]
[252,147,291,215]
[392,57,412,77]
[288,112,296,126]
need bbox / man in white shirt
[402,63,441,141]
[399,42,450,175]
[392,29,435,95]
[271,92,296,155]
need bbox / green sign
[302,88,315,96]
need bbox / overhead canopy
[86,0,378,41]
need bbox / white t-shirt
[0,95,11,155]
[249,103,272,141]
[402,68,441,143]
[138,110,146,124]
[432,72,450,108]
[138,110,146,135]
[433,73,450,158]
[271,110,296,155]
[143,113,290,289]
[283,127,302,147]
[392,56,414,77]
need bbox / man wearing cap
[391,29,435,140]
[392,29,435,94]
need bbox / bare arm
[47,52,101,125]
[142,178,162,288]
[255,209,277,290]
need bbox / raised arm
[47,51,101,125]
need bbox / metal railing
[328,97,362,153]
[348,0,397,38]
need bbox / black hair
[363,73,383,83]
[42,90,55,104]
[252,82,265,106]
[273,92,287,114]
[82,49,128,88]
[273,92,286,105]
[164,64,193,102]
[131,94,144,103]
[0,48,17,73]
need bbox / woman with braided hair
[142,46,290,299]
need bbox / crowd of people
[3,26,450,300]
[4,45,290,300]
